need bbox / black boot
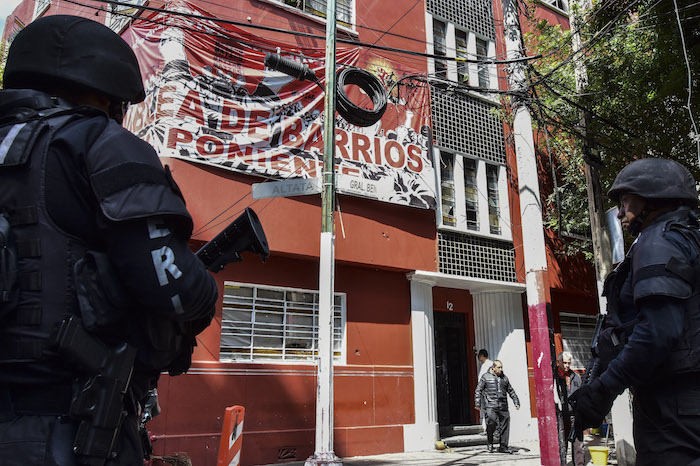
[487,444,494,453]
[498,446,514,454]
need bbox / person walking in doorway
[476,349,492,432]
[475,360,520,454]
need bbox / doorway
[434,311,472,427]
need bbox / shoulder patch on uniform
[164,165,186,206]
[91,162,169,199]
[665,256,695,284]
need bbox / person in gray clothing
[556,351,584,466]
[475,360,520,454]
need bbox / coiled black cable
[264,54,388,127]
[335,67,387,127]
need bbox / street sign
[251,177,322,200]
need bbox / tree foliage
[523,0,700,256]
[0,40,7,89]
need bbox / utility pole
[569,0,612,317]
[305,0,342,463]
[569,1,635,464]
[502,1,561,464]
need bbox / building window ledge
[254,0,358,37]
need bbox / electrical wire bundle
[264,53,388,127]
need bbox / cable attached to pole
[264,53,388,127]
[335,67,387,127]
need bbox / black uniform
[0,89,218,465]
[474,368,520,450]
[598,207,700,465]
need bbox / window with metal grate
[560,313,597,371]
[220,282,346,363]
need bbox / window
[8,19,24,43]
[441,153,456,226]
[281,0,353,26]
[106,0,146,33]
[437,150,511,239]
[220,282,345,363]
[33,0,51,19]
[432,19,448,78]
[463,158,478,231]
[542,0,568,12]
[427,16,495,91]
[486,164,500,234]
[560,313,597,371]
[475,37,489,89]
[455,29,469,84]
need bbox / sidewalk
[340,439,542,466]
[265,432,615,466]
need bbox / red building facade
[1,0,598,464]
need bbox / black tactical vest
[606,208,700,376]
[0,90,98,384]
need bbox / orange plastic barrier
[217,406,245,466]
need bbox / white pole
[502,1,561,464]
[305,0,341,463]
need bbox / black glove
[569,379,615,437]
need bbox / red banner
[123,1,436,209]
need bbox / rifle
[50,315,137,466]
[569,311,606,442]
[160,207,270,376]
[196,207,269,272]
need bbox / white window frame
[33,0,51,19]
[263,0,356,29]
[105,0,147,33]
[425,14,498,99]
[436,149,512,241]
[8,19,25,44]
[220,281,347,364]
[560,312,597,371]
[539,0,569,13]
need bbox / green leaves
[523,0,700,258]
[0,41,7,89]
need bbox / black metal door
[434,311,472,427]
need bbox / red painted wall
[1,1,32,41]
[147,0,433,459]
[148,254,416,465]
[164,157,438,272]
[2,0,109,34]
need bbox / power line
[356,0,421,59]
[528,0,643,88]
[671,0,700,168]
[94,0,543,65]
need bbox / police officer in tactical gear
[0,15,218,465]
[571,158,700,465]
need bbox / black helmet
[4,15,145,103]
[608,158,698,205]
